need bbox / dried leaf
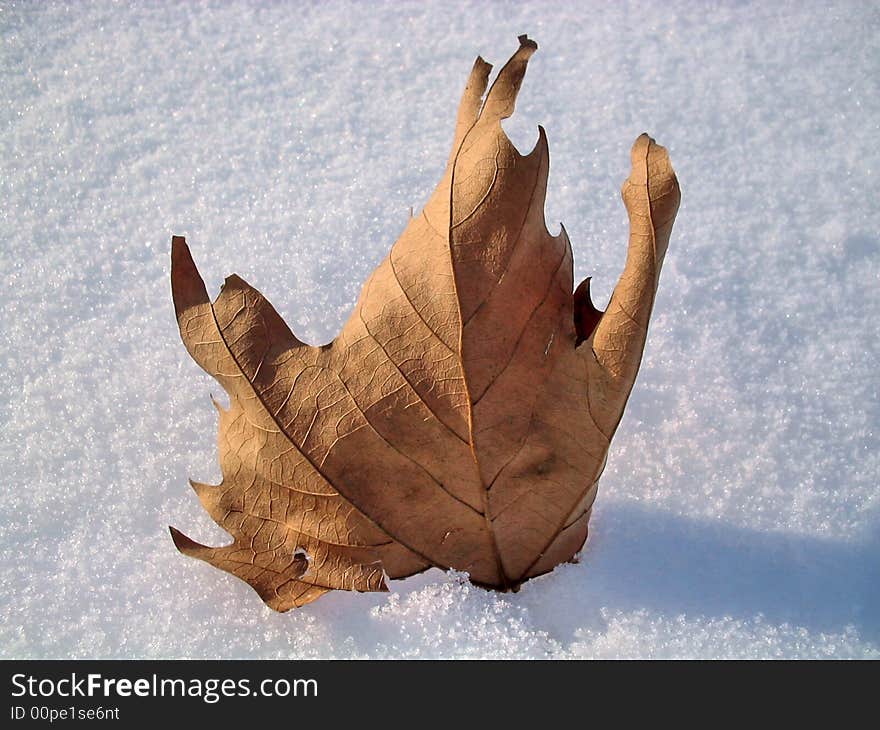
[169,36,680,610]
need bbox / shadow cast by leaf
[521,500,880,643]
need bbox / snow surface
[1,0,878,659]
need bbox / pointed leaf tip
[220,274,246,295]
[169,525,203,555]
[518,34,538,51]
[171,236,210,320]
[574,277,604,346]
[477,35,538,125]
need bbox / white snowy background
[1,0,878,659]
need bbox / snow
[1,0,878,659]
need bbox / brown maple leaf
[169,35,680,610]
